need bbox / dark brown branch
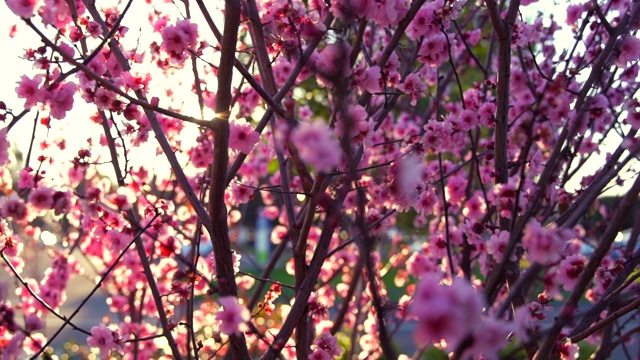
[208,0,250,358]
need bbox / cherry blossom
[290,121,342,172]
[410,275,483,350]
[15,75,43,109]
[312,332,342,358]
[87,323,122,358]
[230,121,260,154]
[216,296,250,336]
[315,43,352,80]
[397,73,427,106]
[28,186,54,212]
[45,82,76,120]
[522,219,568,265]
[161,19,199,64]
[6,0,39,18]
[0,128,9,167]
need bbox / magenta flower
[313,332,342,358]
[522,219,572,265]
[45,82,76,120]
[6,0,39,18]
[161,19,199,64]
[617,36,640,66]
[216,296,250,336]
[87,323,122,358]
[315,43,352,79]
[398,73,427,106]
[557,254,587,291]
[410,276,483,350]
[0,128,9,167]
[28,186,54,211]
[15,75,43,109]
[291,121,342,173]
[229,121,260,154]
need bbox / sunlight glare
[40,230,57,246]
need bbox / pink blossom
[228,182,255,205]
[216,296,250,335]
[18,168,35,189]
[466,317,513,359]
[309,350,332,360]
[626,109,640,129]
[39,0,72,27]
[52,190,71,215]
[398,73,427,106]
[406,252,435,277]
[334,105,369,139]
[87,323,122,358]
[617,36,640,66]
[161,19,199,64]
[465,29,482,46]
[330,0,369,21]
[24,313,44,331]
[6,0,40,18]
[106,230,130,252]
[93,87,117,110]
[229,121,260,154]
[487,230,513,262]
[389,155,424,210]
[291,121,342,172]
[0,193,28,223]
[28,186,54,211]
[566,4,585,27]
[456,109,479,131]
[366,0,408,27]
[410,275,483,349]
[121,71,151,93]
[557,254,586,290]
[58,42,75,59]
[15,75,43,109]
[462,193,486,220]
[313,332,342,357]
[522,219,568,265]
[444,174,467,204]
[418,33,449,67]
[361,65,382,93]
[45,82,76,119]
[406,3,440,40]
[3,332,26,359]
[0,127,9,167]
[478,101,496,126]
[315,43,352,80]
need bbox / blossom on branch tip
[617,36,640,66]
[16,75,43,109]
[216,296,250,336]
[315,43,352,80]
[313,332,343,358]
[0,127,9,167]
[161,19,199,64]
[398,74,427,106]
[522,219,572,265]
[229,121,260,154]
[291,121,342,173]
[45,82,76,120]
[410,275,483,350]
[6,0,40,18]
[87,323,123,358]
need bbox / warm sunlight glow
[40,230,57,246]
